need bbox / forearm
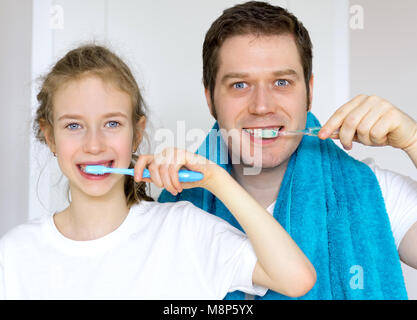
[207,168,315,294]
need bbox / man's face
[206,34,313,169]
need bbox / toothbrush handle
[306,127,322,136]
[178,170,204,183]
[110,168,203,182]
[283,127,339,137]
[142,169,204,182]
[308,127,340,137]
[108,168,135,176]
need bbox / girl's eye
[232,82,248,89]
[275,79,289,87]
[66,123,81,130]
[106,121,120,128]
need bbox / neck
[54,180,130,241]
[231,159,289,209]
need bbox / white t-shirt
[265,158,417,249]
[0,201,267,300]
[363,158,417,249]
[245,158,417,300]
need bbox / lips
[76,160,114,180]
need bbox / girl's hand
[133,147,226,195]
[318,94,417,152]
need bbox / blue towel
[159,112,408,299]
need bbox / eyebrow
[57,111,128,121]
[221,69,299,84]
[272,69,299,78]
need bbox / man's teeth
[243,128,281,139]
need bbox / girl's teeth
[79,161,113,173]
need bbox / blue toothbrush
[85,165,204,182]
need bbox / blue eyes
[65,121,120,131]
[233,82,248,89]
[275,79,289,87]
[232,80,289,89]
[106,121,120,128]
[67,123,80,130]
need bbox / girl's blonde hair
[33,44,154,207]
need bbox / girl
[0,45,315,299]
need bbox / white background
[1,0,416,298]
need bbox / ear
[204,88,217,119]
[307,74,314,112]
[40,121,56,154]
[133,116,146,152]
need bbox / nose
[83,128,106,154]
[248,84,275,115]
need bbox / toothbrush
[279,126,340,137]
[250,127,339,139]
[85,165,204,182]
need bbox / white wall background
[0,0,32,237]
[0,0,416,298]
[348,0,417,300]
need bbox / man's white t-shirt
[0,201,267,300]
[246,158,417,300]
[363,158,417,249]
[265,158,417,249]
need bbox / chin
[240,149,291,169]
[78,186,111,198]
[70,177,123,199]
[241,159,285,170]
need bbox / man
[159,1,417,299]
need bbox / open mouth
[242,127,283,139]
[77,160,114,174]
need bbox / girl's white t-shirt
[0,201,267,300]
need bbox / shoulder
[361,157,417,190]
[360,157,417,220]
[0,215,50,252]
[130,199,197,216]
[133,199,209,217]
[361,158,417,249]
[132,200,231,229]
[361,158,385,183]
[361,157,384,175]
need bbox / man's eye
[232,82,248,89]
[106,121,120,128]
[275,79,289,87]
[66,123,80,130]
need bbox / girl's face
[47,75,142,198]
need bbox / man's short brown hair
[202,1,313,117]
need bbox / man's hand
[318,94,417,153]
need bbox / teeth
[243,127,281,139]
[79,161,112,173]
